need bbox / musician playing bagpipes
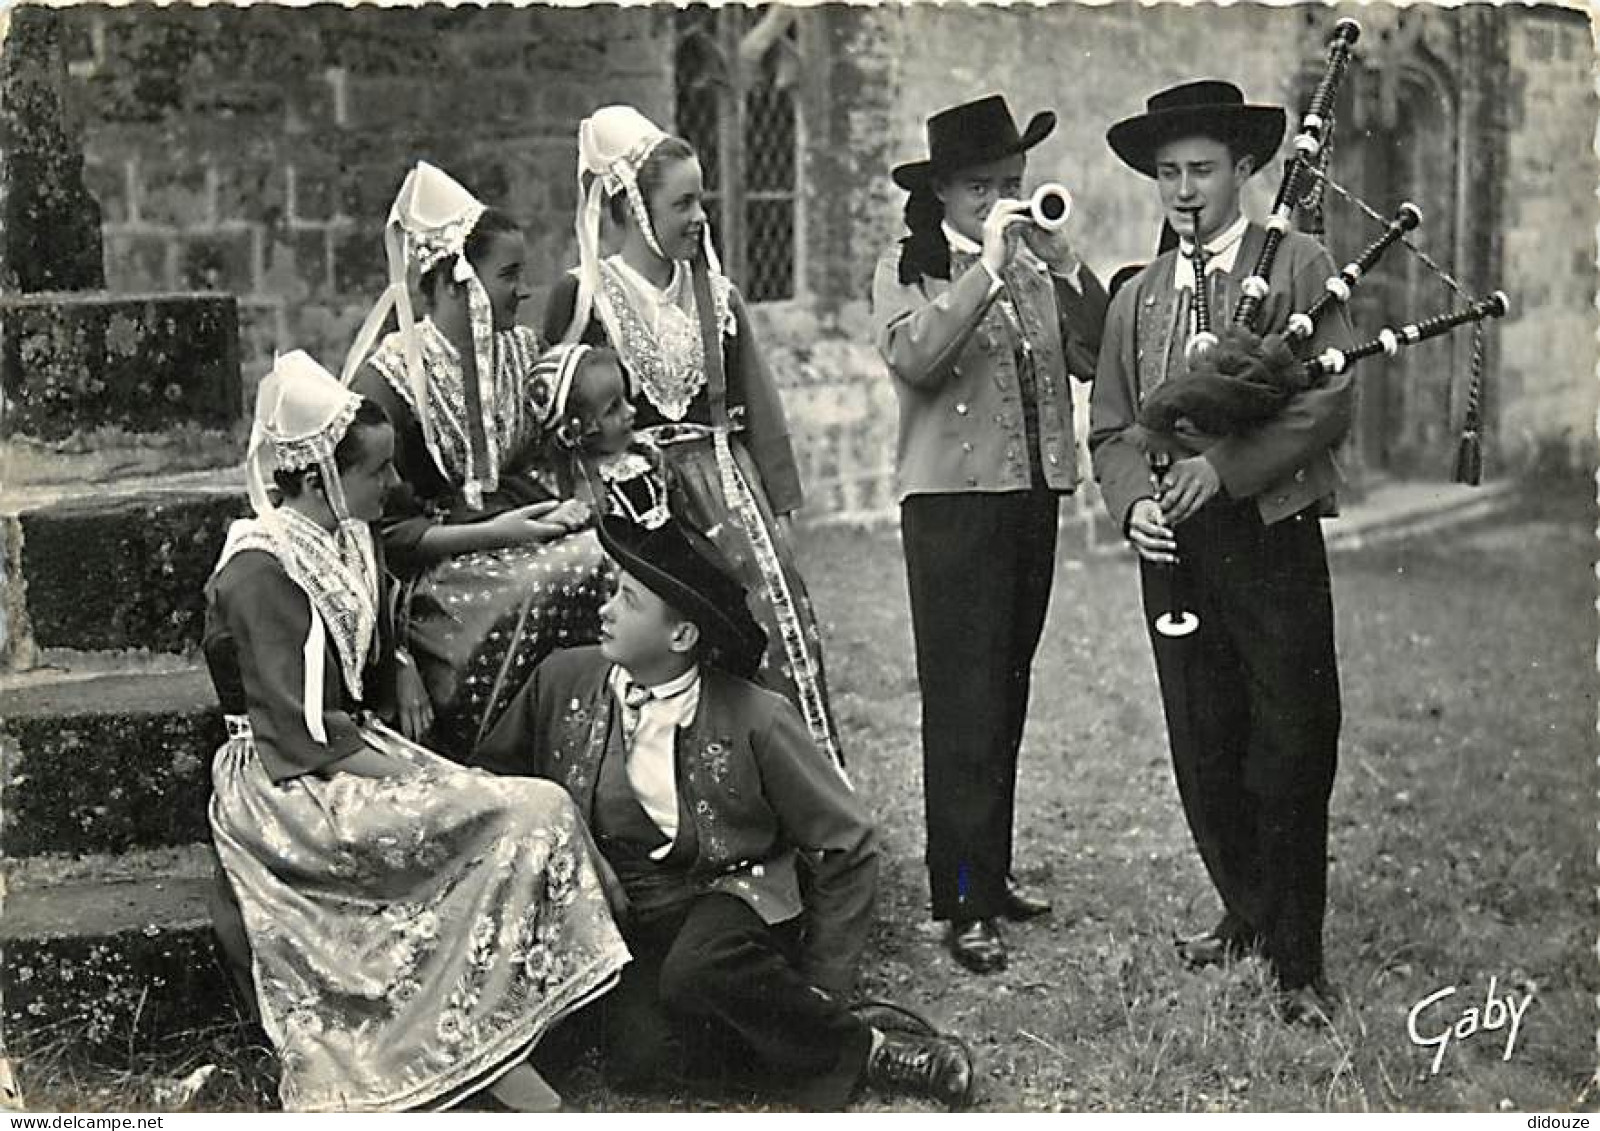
[1088,77,1356,1025]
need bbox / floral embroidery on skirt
[208,722,629,1112]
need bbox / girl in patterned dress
[205,350,628,1112]
[544,106,845,772]
[533,342,673,533]
[342,162,610,758]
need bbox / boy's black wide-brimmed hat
[1107,80,1286,179]
[892,94,1057,192]
[598,514,767,679]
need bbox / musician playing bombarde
[1088,80,1354,1023]
[871,95,1107,976]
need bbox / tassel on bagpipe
[1453,331,1488,487]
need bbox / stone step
[1,846,243,1053]
[0,665,220,858]
[1323,478,1519,552]
[1,468,246,669]
[0,290,244,488]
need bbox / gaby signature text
[1407,976,1533,1075]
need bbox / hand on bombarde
[980,199,1033,277]
[1020,215,1081,278]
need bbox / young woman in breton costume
[343,162,608,758]
[543,106,844,772]
[204,352,627,1112]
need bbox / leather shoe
[865,1029,976,1109]
[948,918,1007,973]
[1001,883,1053,921]
[1277,979,1338,1026]
[1174,930,1257,970]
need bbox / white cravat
[1172,213,1250,292]
[942,220,984,258]
[608,663,701,859]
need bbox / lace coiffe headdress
[246,349,363,523]
[561,105,726,347]
[340,161,501,510]
[229,350,379,741]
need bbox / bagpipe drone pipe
[1134,16,1509,490]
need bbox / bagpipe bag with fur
[1136,326,1309,436]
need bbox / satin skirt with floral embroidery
[657,431,845,771]
[404,529,612,759]
[208,722,630,1113]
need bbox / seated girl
[204,351,628,1112]
[342,162,606,758]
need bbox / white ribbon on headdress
[564,106,727,349]
[231,351,377,744]
[340,162,498,510]
[246,351,360,525]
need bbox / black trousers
[901,487,1060,921]
[592,893,873,1110]
[1140,498,1341,988]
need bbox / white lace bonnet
[561,105,724,346]
[339,161,500,509]
[246,350,364,522]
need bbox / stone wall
[1496,7,1598,473]
[58,4,674,382]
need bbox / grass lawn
[20,478,1596,1112]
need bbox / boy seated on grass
[475,514,974,1109]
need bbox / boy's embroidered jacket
[474,645,879,997]
[1089,223,1356,530]
[871,244,1108,500]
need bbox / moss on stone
[1,679,222,857]
[0,7,106,292]
[16,488,245,656]
[0,293,242,441]
[4,926,241,1052]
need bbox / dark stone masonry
[0,291,240,442]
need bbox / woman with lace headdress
[342,162,607,758]
[204,351,628,1111]
[543,107,844,772]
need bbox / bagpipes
[1139,18,1511,638]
